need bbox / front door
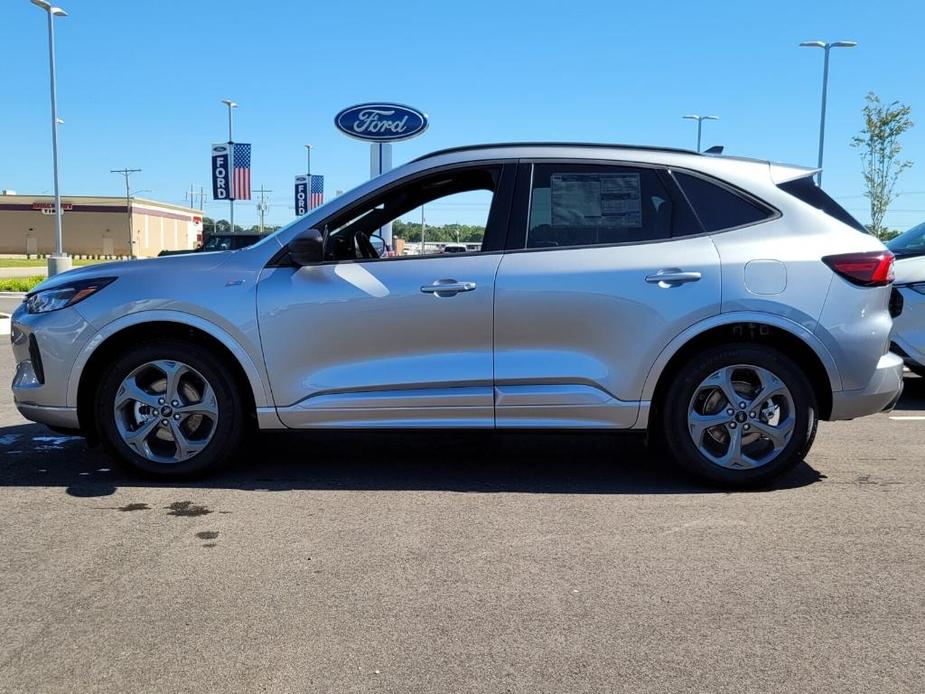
[257,163,515,428]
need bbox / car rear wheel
[662,344,818,486]
[95,339,245,477]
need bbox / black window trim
[505,158,713,253]
[267,160,517,268]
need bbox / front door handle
[420,280,477,297]
[645,269,702,287]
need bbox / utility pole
[255,186,271,234]
[420,205,426,255]
[110,168,142,258]
[187,184,196,209]
[199,185,205,210]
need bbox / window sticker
[550,173,642,228]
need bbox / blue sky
[2,0,924,229]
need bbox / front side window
[526,164,675,248]
[321,167,499,261]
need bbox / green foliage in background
[852,92,914,241]
[0,276,44,292]
[392,219,485,244]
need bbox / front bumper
[10,303,95,429]
[829,351,905,420]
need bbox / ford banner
[211,144,231,201]
[294,176,309,216]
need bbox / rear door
[493,161,722,428]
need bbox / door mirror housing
[289,229,324,266]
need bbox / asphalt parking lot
[0,347,923,693]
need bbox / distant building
[0,193,203,257]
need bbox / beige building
[0,193,203,258]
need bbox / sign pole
[370,142,393,247]
[222,99,237,233]
[306,144,312,176]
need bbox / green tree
[851,92,913,240]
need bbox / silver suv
[10,144,904,485]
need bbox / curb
[0,313,10,336]
[0,292,27,299]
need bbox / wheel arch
[71,312,273,437]
[643,314,839,429]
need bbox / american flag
[310,174,324,209]
[231,143,251,200]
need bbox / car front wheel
[95,339,245,477]
[662,344,818,486]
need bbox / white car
[888,223,925,376]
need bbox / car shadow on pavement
[0,422,824,498]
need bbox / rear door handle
[645,269,702,286]
[420,280,477,297]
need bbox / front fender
[65,309,274,410]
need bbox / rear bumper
[829,352,904,420]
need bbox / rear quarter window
[777,176,868,233]
[673,171,774,232]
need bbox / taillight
[822,251,894,287]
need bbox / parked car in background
[158,233,264,257]
[888,222,925,376]
[10,143,903,486]
[442,243,467,253]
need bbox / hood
[30,251,232,294]
[894,254,925,285]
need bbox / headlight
[25,277,117,314]
[908,282,925,295]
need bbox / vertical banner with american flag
[310,174,324,209]
[230,143,252,200]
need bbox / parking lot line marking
[889,416,925,421]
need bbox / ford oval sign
[335,103,428,142]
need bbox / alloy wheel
[687,364,796,470]
[112,359,218,464]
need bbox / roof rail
[412,142,701,162]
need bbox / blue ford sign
[335,103,428,142]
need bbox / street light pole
[682,114,719,153]
[800,40,857,185]
[110,168,141,258]
[222,99,237,233]
[32,0,70,276]
[305,144,312,176]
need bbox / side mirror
[289,228,324,266]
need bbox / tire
[661,344,818,487]
[95,339,245,478]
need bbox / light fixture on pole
[32,0,71,276]
[222,99,237,232]
[800,40,857,185]
[682,114,719,153]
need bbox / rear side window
[526,164,675,248]
[673,171,773,232]
[778,175,868,233]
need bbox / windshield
[887,221,925,257]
